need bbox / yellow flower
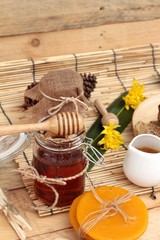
[123,79,145,110]
[98,122,124,150]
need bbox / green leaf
[86,92,134,171]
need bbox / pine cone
[81,73,97,99]
[22,82,38,110]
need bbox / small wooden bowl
[132,94,160,135]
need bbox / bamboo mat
[0,43,160,218]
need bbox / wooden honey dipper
[0,112,84,136]
[94,99,119,126]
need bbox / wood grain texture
[0,188,160,240]
[132,94,160,129]
[0,160,24,189]
[0,2,160,236]
[0,0,160,37]
[0,188,73,240]
[1,19,160,62]
[0,41,160,223]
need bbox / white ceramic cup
[123,134,160,187]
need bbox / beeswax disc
[69,195,82,231]
[69,194,93,240]
[76,186,148,240]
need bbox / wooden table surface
[1,2,160,238]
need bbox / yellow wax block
[69,195,82,231]
[69,194,93,240]
[75,186,148,240]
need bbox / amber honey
[32,131,87,207]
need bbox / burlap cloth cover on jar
[24,69,91,123]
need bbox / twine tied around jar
[14,162,89,211]
[14,143,104,211]
[39,86,89,115]
[78,175,135,239]
[0,187,32,240]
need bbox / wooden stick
[0,112,84,136]
[94,99,119,126]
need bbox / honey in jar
[32,129,87,207]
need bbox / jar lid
[0,133,30,164]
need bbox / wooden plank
[0,46,160,239]
[0,0,160,37]
[0,188,73,240]
[1,19,160,62]
[0,160,24,189]
[0,188,160,240]
[0,24,160,239]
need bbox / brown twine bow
[16,165,67,209]
[14,162,89,211]
[79,177,135,239]
[39,86,89,115]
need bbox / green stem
[116,106,125,117]
[91,132,102,145]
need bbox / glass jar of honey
[32,128,87,208]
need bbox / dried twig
[0,188,32,240]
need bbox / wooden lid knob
[94,99,119,126]
[101,113,119,126]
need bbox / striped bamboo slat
[0,43,160,218]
